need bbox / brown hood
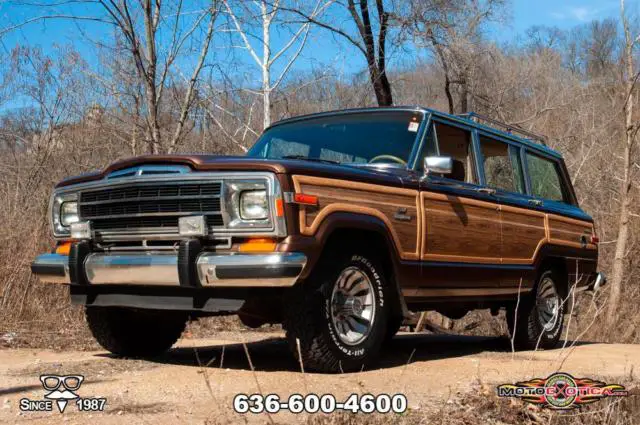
[55,154,413,189]
[56,155,288,188]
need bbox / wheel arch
[533,245,573,308]
[305,211,408,319]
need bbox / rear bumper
[31,251,306,287]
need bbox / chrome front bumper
[31,251,306,287]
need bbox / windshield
[247,111,423,166]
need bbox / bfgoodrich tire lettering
[283,253,389,372]
[507,269,564,350]
[85,306,188,357]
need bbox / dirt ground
[1,330,638,424]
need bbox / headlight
[239,190,268,220]
[60,202,79,226]
[51,191,78,237]
[223,178,278,231]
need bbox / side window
[479,136,524,194]
[526,152,565,202]
[432,122,477,184]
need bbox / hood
[55,154,416,189]
[56,155,285,187]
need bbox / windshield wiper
[281,155,340,165]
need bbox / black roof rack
[458,112,548,146]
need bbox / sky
[0,0,637,111]
[509,0,623,33]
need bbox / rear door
[476,133,546,288]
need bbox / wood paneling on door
[421,192,501,263]
[500,205,547,264]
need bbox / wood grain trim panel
[500,240,549,265]
[419,191,596,265]
[422,191,497,209]
[292,174,417,196]
[420,191,502,264]
[292,175,421,260]
[547,213,597,250]
[500,205,549,264]
[291,174,596,265]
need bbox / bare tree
[400,0,506,113]
[5,1,220,154]
[222,0,327,129]
[606,0,639,327]
[287,0,394,106]
[96,1,219,153]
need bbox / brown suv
[32,107,605,372]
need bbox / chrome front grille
[78,181,223,237]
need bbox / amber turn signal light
[293,193,318,206]
[238,238,277,252]
[275,198,284,217]
[55,241,72,256]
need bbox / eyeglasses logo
[40,375,84,413]
[19,374,106,414]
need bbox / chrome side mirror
[423,156,453,176]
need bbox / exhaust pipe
[589,272,607,292]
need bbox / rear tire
[507,269,564,350]
[85,307,188,357]
[283,252,390,372]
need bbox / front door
[418,120,503,294]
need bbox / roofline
[266,106,562,159]
[266,106,427,129]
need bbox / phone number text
[233,393,407,414]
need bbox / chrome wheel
[537,276,560,331]
[330,267,376,346]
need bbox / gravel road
[1,331,638,424]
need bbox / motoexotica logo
[497,372,628,409]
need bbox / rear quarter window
[525,152,567,202]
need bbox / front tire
[283,253,389,372]
[85,307,188,357]
[507,269,564,350]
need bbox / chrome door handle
[393,207,412,222]
[476,187,497,195]
[528,199,543,207]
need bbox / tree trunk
[143,1,160,154]
[262,0,272,129]
[145,90,161,154]
[459,79,468,113]
[368,66,392,106]
[374,0,392,106]
[607,146,632,325]
[351,0,393,107]
[606,0,635,328]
